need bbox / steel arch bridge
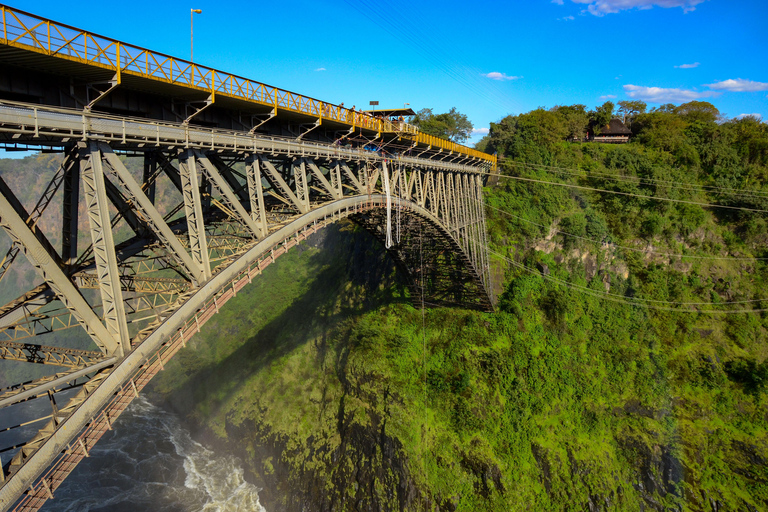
[0,5,496,511]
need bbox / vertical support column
[436,172,447,225]
[445,173,457,234]
[467,173,482,276]
[425,171,438,216]
[454,173,467,252]
[413,171,424,207]
[357,162,367,193]
[61,148,80,268]
[142,151,157,204]
[80,142,130,356]
[293,158,310,212]
[245,154,268,236]
[331,161,343,198]
[178,149,211,281]
[459,174,473,261]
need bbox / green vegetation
[412,107,474,143]
[1,101,766,509]
[151,101,767,510]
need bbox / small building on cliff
[589,118,632,143]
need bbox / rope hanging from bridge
[383,160,393,248]
[396,162,402,245]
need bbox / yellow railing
[0,4,495,168]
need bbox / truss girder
[0,341,106,369]
[0,175,116,355]
[178,150,212,282]
[194,150,264,239]
[0,127,495,510]
[81,143,130,356]
[98,144,202,286]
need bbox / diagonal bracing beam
[257,156,307,213]
[194,150,265,238]
[303,158,342,200]
[99,144,206,286]
[0,175,117,355]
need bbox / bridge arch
[0,194,491,508]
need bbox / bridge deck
[0,4,495,167]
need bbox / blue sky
[4,0,768,145]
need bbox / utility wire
[343,0,520,115]
[502,160,768,201]
[475,238,768,314]
[487,173,768,214]
[475,197,768,261]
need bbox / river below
[33,397,265,512]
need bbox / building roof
[598,118,632,135]
[361,108,417,117]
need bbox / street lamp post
[191,9,202,62]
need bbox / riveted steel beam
[81,143,130,356]
[0,174,116,355]
[245,155,268,237]
[178,150,211,282]
[194,150,264,239]
[99,144,205,286]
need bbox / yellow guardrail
[0,4,495,169]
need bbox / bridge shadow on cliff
[151,221,408,421]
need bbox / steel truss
[0,101,493,512]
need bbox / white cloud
[705,78,768,92]
[736,113,762,120]
[675,62,700,69]
[599,94,617,100]
[482,72,522,81]
[559,15,575,20]
[315,67,326,72]
[623,84,719,103]
[552,0,564,4]
[472,127,490,135]
[570,0,706,16]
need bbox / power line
[503,160,768,201]
[487,173,768,214]
[343,0,521,116]
[476,197,768,261]
[479,240,768,314]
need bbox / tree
[617,100,647,129]
[673,101,720,124]
[552,104,589,141]
[589,101,615,134]
[411,107,473,143]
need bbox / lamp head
[191,9,202,13]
